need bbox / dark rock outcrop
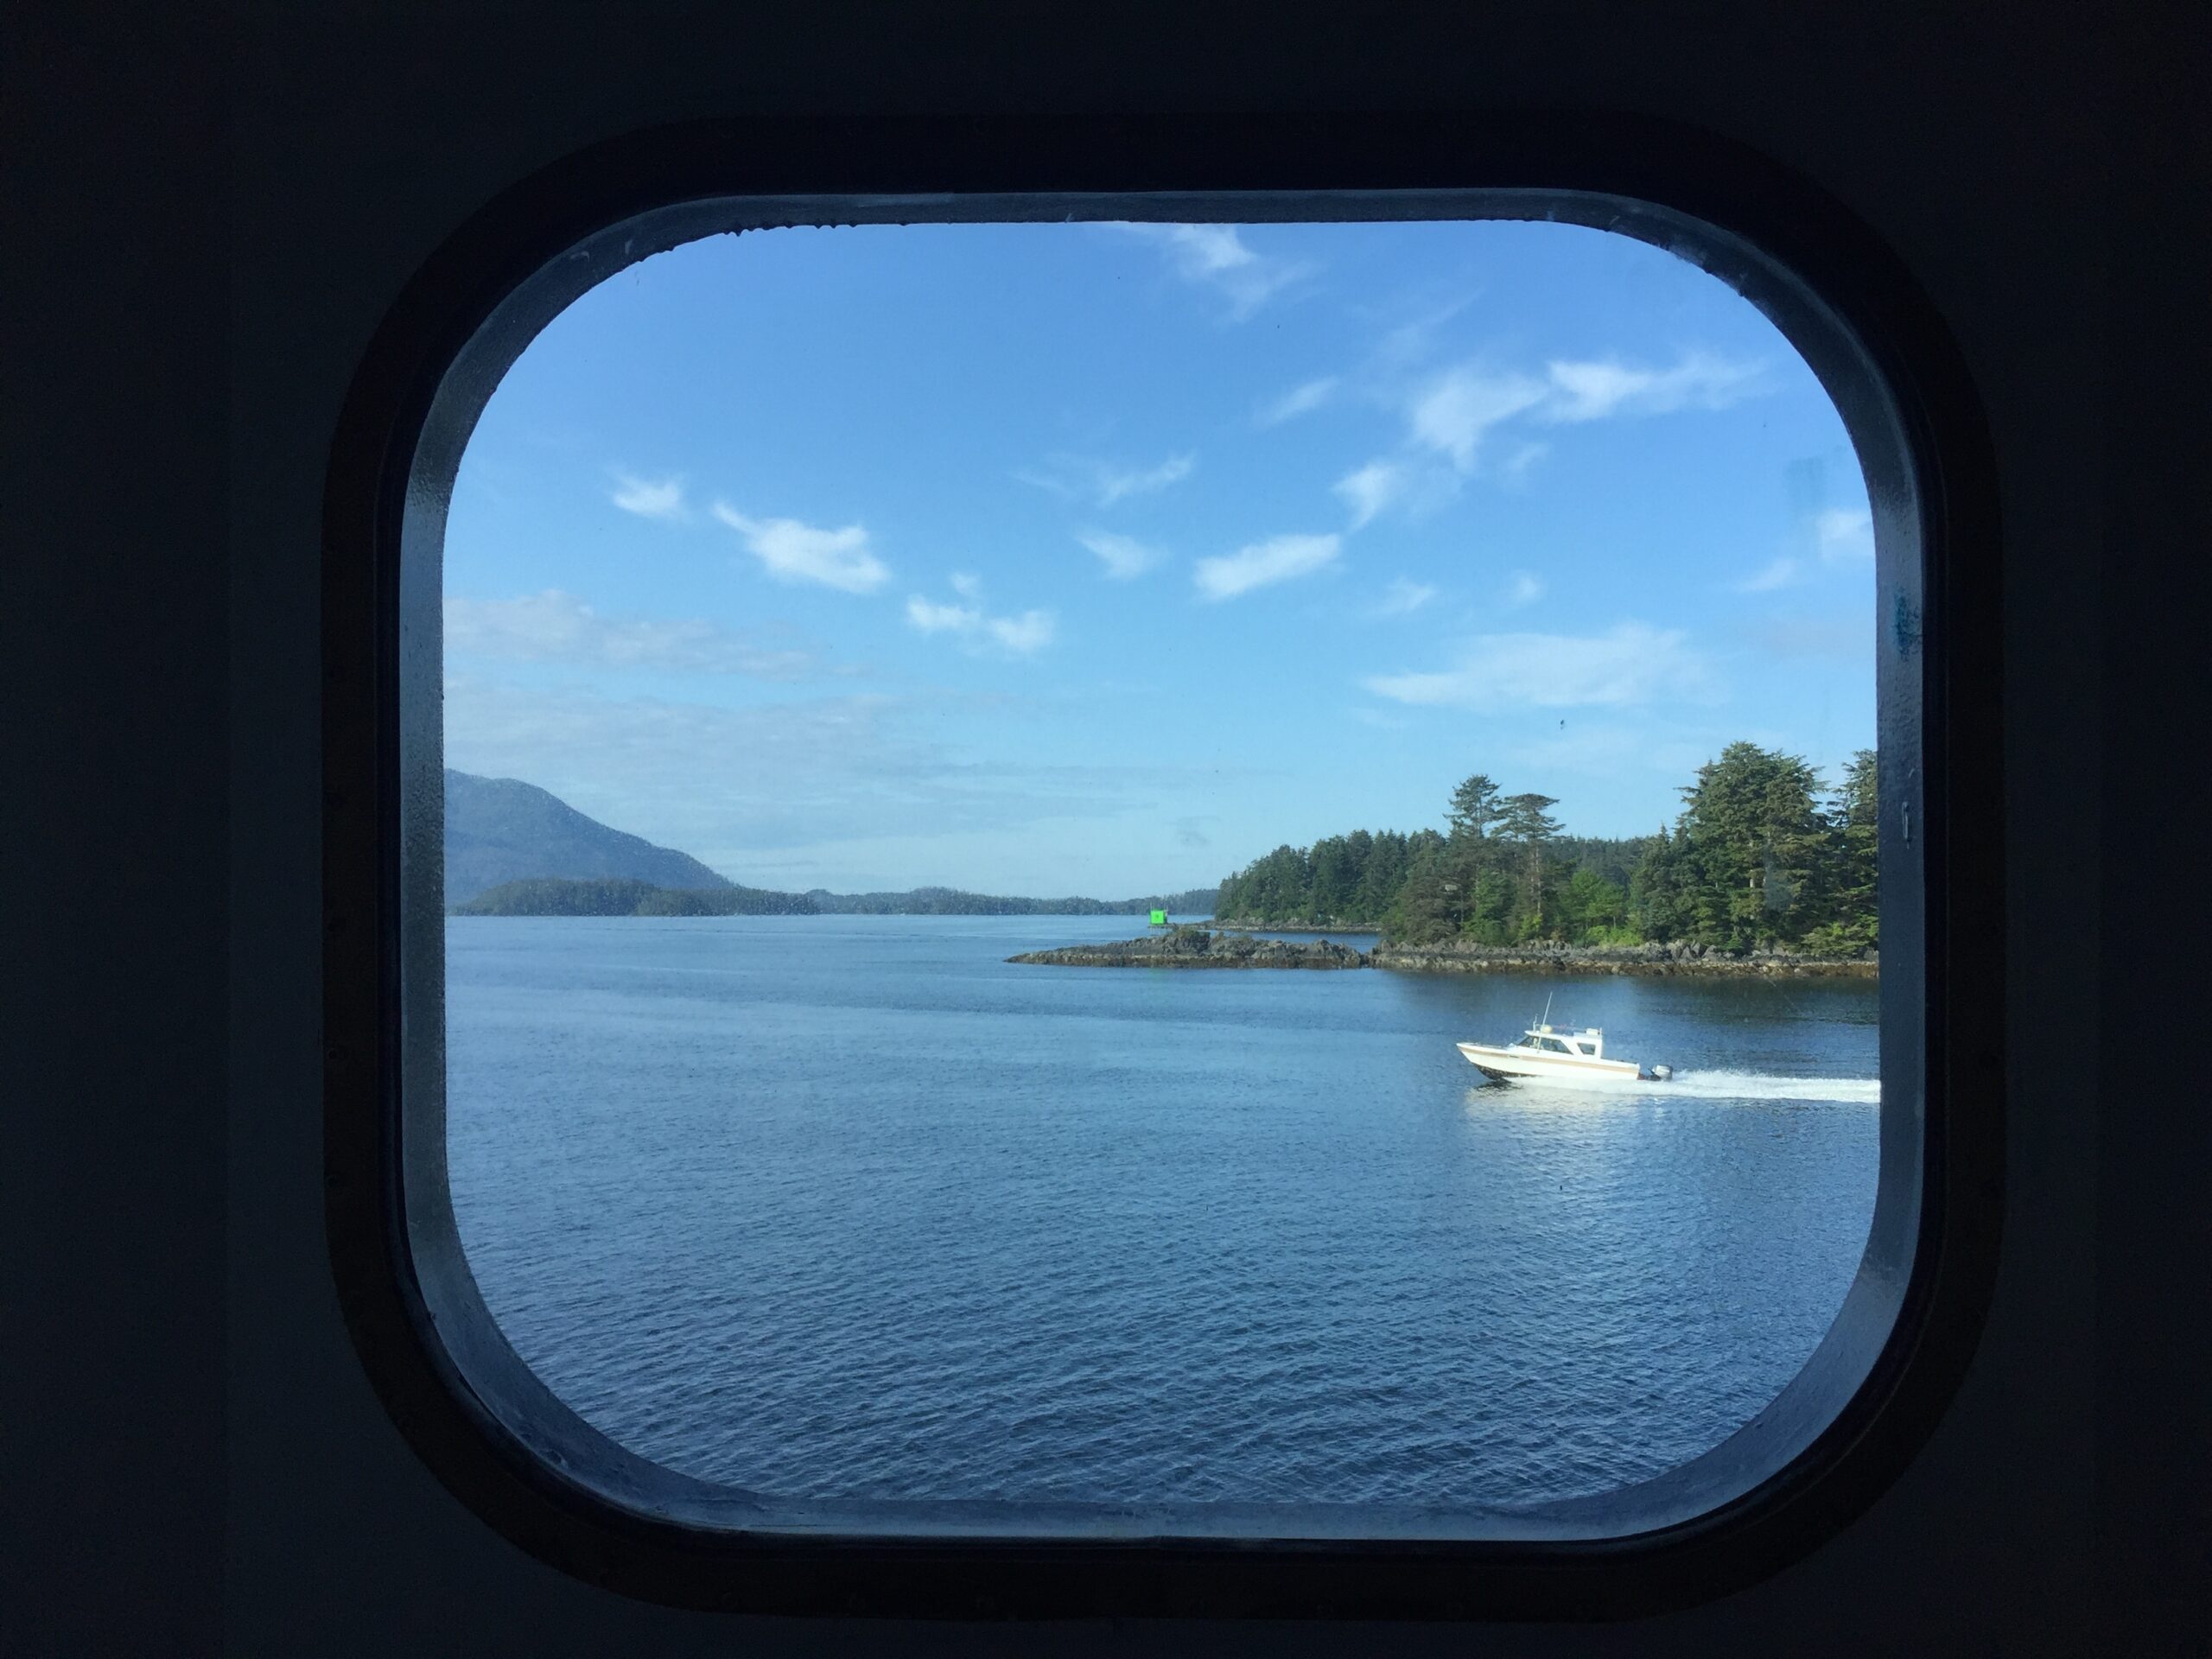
[1009,930,1369,969]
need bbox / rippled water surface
[448,914,1879,1511]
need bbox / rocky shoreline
[1007,931,1368,969]
[1370,941,1877,977]
[1206,920,1382,935]
[1011,931,1876,976]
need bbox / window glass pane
[441,219,1881,1520]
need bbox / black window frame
[322,111,2004,1621]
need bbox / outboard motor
[1649,1064,1674,1082]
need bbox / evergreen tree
[1446,774,1503,840]
[1671,743,1826,948]
[1630,825,1690,941]
[1496,792,1563,938]
[1805,747,1878,952]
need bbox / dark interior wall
[2,5,229,1654]
[5,2,2203,1653]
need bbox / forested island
[1213,742,1878,958]
[804,886,1219,917]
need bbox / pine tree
[1496,792,1563,938]
[1669,743,1825,948]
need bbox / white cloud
[906,596,980,635]
[1541,352,1766,422]
[1733,556,1804,593]
[445,590,813,678]
[1193,532,1341,601]
[711,504,890,594]
[1408,366,1548,471]
[1507,571,1546,608]
[1333,459,1408,530]
[1257,376,1338,426]
[1362,623,1720,710]
[1076,529,1165,580]
[1815,506,1874,561]
[1395,352,1768,477]
[1370,577,1438,618]
[948,571,982,598]
[1111,223,1313,320]
[986,610,1057,654]
[610,472,688,522]
[1018,452,1194,508]
[904,590,1057,657]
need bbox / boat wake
[1492,1069,1879,1105]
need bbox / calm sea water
[447,914,1878,1511]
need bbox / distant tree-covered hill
[454,878,816,917]
[454,877,1217,918]
[443,771,732,903]
[805,885,1219,917]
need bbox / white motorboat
[1457,1004,1671,1084]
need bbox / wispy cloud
[1501,442,1549,482]
[445,590,814,677]
[1257,376,1338,426]
[1408,366,1548,471]
[1111,223,1313,320]
[1370,577,1438,618]
[1363,623,1720,710]
[1815,506,1874,561]
[1733,556,1804,593]
[610,471,689,522]
[1333,459,1409,530]
[905,584,1057,657]
[1365,289,1478,369]
[1018,452,1195,509]
[1541,352,1765,422]
[1076,528,1166,580]
[1397,351,1768,477]
[1193,532,1341,601]
[1507,571,1546,608]
[711,504,891,594]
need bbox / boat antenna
[1540,991,1554,1029]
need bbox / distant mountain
[443,771,732,904]
[441,769,1220,916]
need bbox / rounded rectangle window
[325,117,2002,1619]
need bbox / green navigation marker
[1149,909,1167,926]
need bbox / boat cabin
[1516,1024,1607,1058]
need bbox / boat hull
[1457,1042,1643,1083]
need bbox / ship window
[322,112,2002,1621]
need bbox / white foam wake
[1494,1069,1879,1104]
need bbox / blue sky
[444,219,1874,896]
